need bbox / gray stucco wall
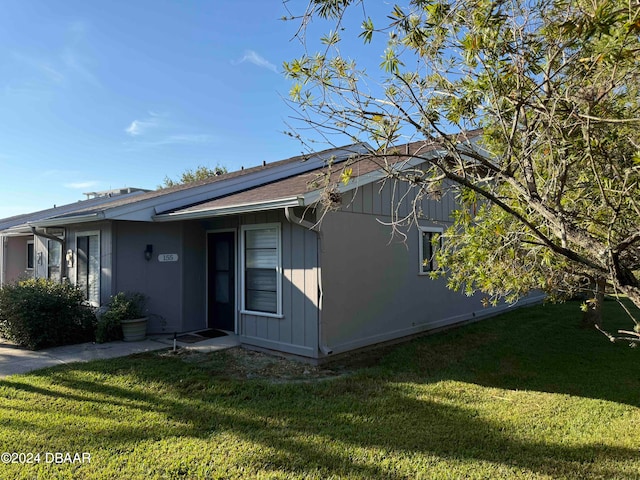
[2,236,33,284]
[318,176,497,356]
[57,220,206,334]
[181,221,206,332]
[113,221,184,334]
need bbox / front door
[207,231,235,331]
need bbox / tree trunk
[616,284,640,313]
[581,277,607,328]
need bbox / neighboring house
[0,137,542,360]
[0,187,149,297]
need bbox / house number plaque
[158,254,179,262]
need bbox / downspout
[284,207,333,356]
[30,227,67,281]
[0,235,5,287]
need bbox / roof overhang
[1,212,107,235]
[152,197,304,222]
[28,212,106,228]
[0,227,34,237]
[302,148,448,205]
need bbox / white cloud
[125,120,150,136]
[64,181,99,189]
[234,50,278,73]
[125,112,164,136]
[123,112,213,147]
[162,134,214,145]
[12,52,64,83]
[61,49,101,88]
[124,133,215,150]
[11,21,100,89]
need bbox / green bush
[0,278,96,350]
[95,292,146,343]
[95,311,122,344]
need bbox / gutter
[284,206,333,356]
[153,197,303,222]
[28,212,105,228]
[0,235,5,286]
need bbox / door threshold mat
[195,329,228,339]
[173,329,228,344]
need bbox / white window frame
[418,226,443,275]
[240,223,283,318]
[26,240,34,270]
[76,230,101,306]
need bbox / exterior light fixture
[144,244,153,261]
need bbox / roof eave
[28,212,106,228]
[152,197,304,222]
[0,226,34,236]
[302,149,448,205]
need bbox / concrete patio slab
[0,333,240,378]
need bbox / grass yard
[0,300,639,479]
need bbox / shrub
[95,292,146,343]
[0,278,96,350]
[95,309,122,344]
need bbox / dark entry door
[207,232,235,331]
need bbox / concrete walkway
[0,333,240,378]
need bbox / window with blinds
[242,225,281,315]
[77,233,100,305]
[47,240,62,282]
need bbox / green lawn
[1,300,639,479]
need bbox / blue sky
[0,0,381,218]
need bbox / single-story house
[0,135,542,360]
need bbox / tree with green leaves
[160,164,228,189]
[283,0,640,342]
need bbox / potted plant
[96,292,148,342]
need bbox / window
[47,240,62,282]
[419,227,443,274]
[241,224,281,316]
[77,232,100,305]
[26,241,34,270]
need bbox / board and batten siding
[339,173,457,220]
[203,210,319,358]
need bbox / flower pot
[121,317,148,342]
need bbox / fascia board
[0,227,34,237]
[28,212,106,228]
[0,190,146,231]
[152,197,303,222]
[302,149,447,205]
[109,207,157,222]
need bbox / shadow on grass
[1,300,638,478]
[1,359,637,476]
[378,300,640,407]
